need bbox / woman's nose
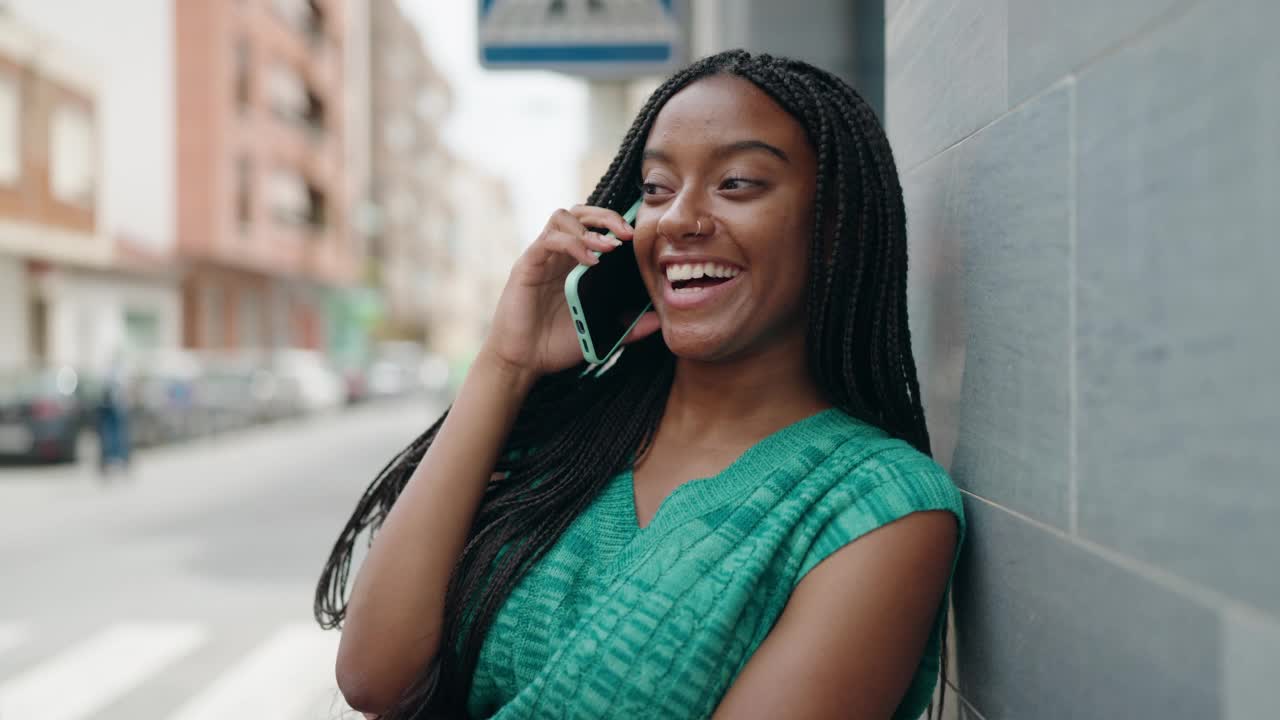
[656,195,711,242]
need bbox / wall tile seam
[959,693,989,720]
[942,676,988,712]
[935,682,991,720]
[898,74,1074,178]
[897,0,1204,179]
[1221,602,1280,638]
[884,0,937,55]
[886,0,911,28]
[958,490,1278,623]
[886,0,973,85]
[1017,0,1202,94]
[1067,76,1078,538]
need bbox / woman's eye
[721,177,758,191]
[640,182,665,195]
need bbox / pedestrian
[317,50,965,720]
[96,355,131,477]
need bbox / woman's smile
[659,256,745,310]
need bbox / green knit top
[467,408,966,719]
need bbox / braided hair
[314,49,945,719]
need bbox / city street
[0,397,443,719]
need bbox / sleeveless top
[466,408,966,719]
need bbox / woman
[317,50,965,720]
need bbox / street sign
[478,0,686,78]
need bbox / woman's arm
[335,352,535,713]
[713,510,958,719]
[333,203,652,715]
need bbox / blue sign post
[479,0,686,77]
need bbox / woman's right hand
[479,205,660,382]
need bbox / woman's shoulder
[790,423,965,580]
[808,416,965,526]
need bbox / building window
[236,155,253,232]
[49,103,95,206]
[200,284,225,348]
[238,290,262,349]
[266,63,324,133]
[303,88,325,134]
[235,37,252,111]
[271,0,325,44]
[123,309,160,351]
[304,0,326,45]
[267,169,309,225]
[266,63,307,120]
[305,184,326,229]
[0,72,19,185]
[267,170,325,230]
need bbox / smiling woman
[316,50,964,720]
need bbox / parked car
[339,363,370,405]
[366,341,451,400]
[270,349,344,415]
[0,365,93,463]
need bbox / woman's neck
[661,331,830,445]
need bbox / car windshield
[0,368,67,404]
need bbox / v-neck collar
[624,407,869,532]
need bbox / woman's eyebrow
[716,139,790,163]
[642,139,791,165]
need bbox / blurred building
[0,10,181,372]
[365,0,521,365]
[175,0,361,352]
[433,156,521,362]
[366,0,452,343]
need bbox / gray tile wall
[887,1,1280,717]
[885,0,1006,171]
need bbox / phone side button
[575,320,585,333]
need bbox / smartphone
[563,199,652,365]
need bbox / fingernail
[608,237,623,247]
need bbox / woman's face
[634,74,818,362]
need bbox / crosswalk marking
[0,622,207,720]
[166,623,342,720]
[0,624,29,656]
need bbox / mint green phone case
[563,199,650,365]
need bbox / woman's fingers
[527,205,633,273]
[568,204,634,240]
[585,232,623,252]
[544,229,600,267]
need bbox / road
[0,396,443,720]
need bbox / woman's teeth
[664,262,740,283]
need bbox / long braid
[785,61,944,711]
[313,410,449,630]
[314,50,941,719]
